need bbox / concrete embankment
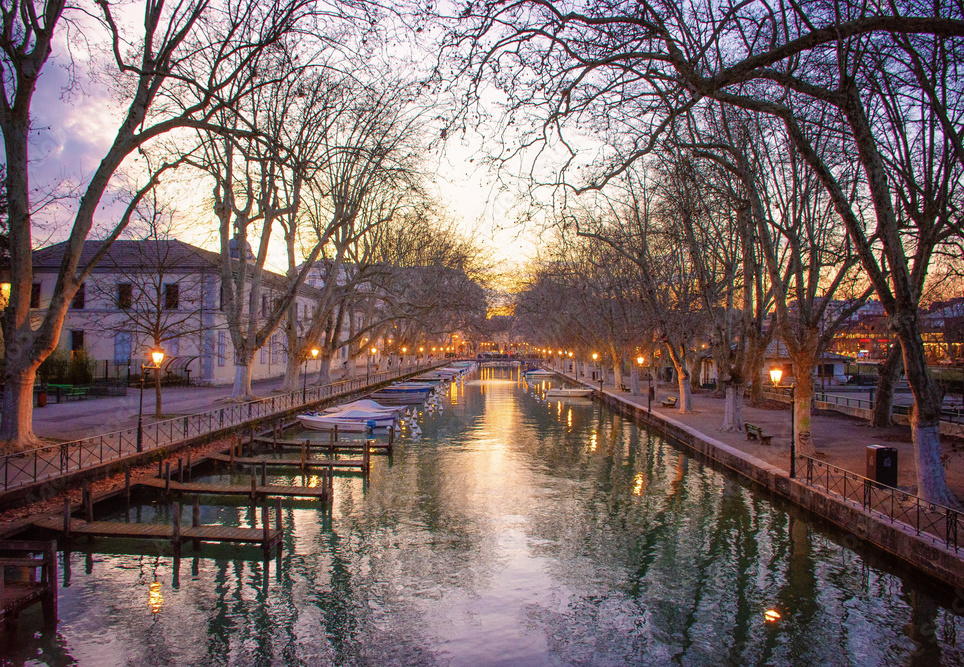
[592,387,964,591]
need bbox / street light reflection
[148,580,163,615]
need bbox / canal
[3,367,962,665]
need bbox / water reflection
[2,368,961,665]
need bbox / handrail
[801,455,961,553]
[0,362,441,492]
[765,388,964,425]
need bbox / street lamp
[591,352,599,381]
[303,346,319,403]
[368,346,377,381]
[137,346,165,453]
[770,366,796,478]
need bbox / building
[30,240,322,386]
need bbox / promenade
[589,375,964,502]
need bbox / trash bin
[37,390,47,408]
[867,445,898,487]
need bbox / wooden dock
[210,453,368,471]
[34,511,282,550]
[254,437,392,453]
[0,540,57,630]
[137,477,329,501]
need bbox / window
[217,331,226,367]
[261,294,269,317]
[71,283,85,310]
[114,332,131,364]
[260,344,267,364]
[70,330,84,351]
[117,283,132,309]
[164,283,179,310]
[30,283,40,308]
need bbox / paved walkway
[31,367,372,443]
[576,373,964,503]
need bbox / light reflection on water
[3,367,962,665]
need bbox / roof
[33,239,324,299]
[764,339,854,363]
[32,240,221,272]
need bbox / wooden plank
[33,516,279,546]
[136,478,327,499]
[209,453,365,469]
[254,437,392,451]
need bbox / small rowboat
[545,388,593,398]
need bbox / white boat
[297,410,398,432]
[525,369,556,378]
[546,387,593,398]
[323,399,404,416]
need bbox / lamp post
[592,352,599,381]
[770,366,795,478]
[636,355,644,397]
[368,347,377,381]
[137,346,165,453]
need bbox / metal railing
[766,388,964,425]
[803,455,961,553]
[1,362,437,492]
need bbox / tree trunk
[720,383,743,432]
[611,351,623,389]
[676,369,693,413]
[0,364,43,453]
[871,344,901,427]
[688,354,701,393]
[316,353,333,385]
[793,369,816,458]
[745,334,766,405]
[281,352,301,395]
[895,317,957,506]
[230,357,256,401]
[630,367,640,395]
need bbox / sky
[19,6,541,283]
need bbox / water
[3,368,963,665]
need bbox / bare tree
[0,0,311,452]
[455,0,964,504]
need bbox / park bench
[47,384,90,402]
[661,396,677,408]
[620,383,630,392]
[744,422,772,446]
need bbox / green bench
[47,384,90,402]
[744,422,772,446]
[661,396,677,408]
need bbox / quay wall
[593,388,964,591]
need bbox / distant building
[30,240,321,386]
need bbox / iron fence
[767,388,964,425]
[1,362,437,492]
[802,455,961,553]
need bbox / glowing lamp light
[149,347,165,368]
[419,347,424,353]
[402,347,407,353]
[592,352,598,361]
[764,608,781,623]
[311,347,319,359]
[149,580,164,614]
[637,355,644,365]
[769,367,783,385]
[568,352,573,357]
[370,347,377,355]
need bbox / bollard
[178,457,184,483]
[363,441,371,475]
[334,424,338,442]
[275,497,282,535]
[165,462,171,494]
[158,460,163,479]
[84,483,93,522]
